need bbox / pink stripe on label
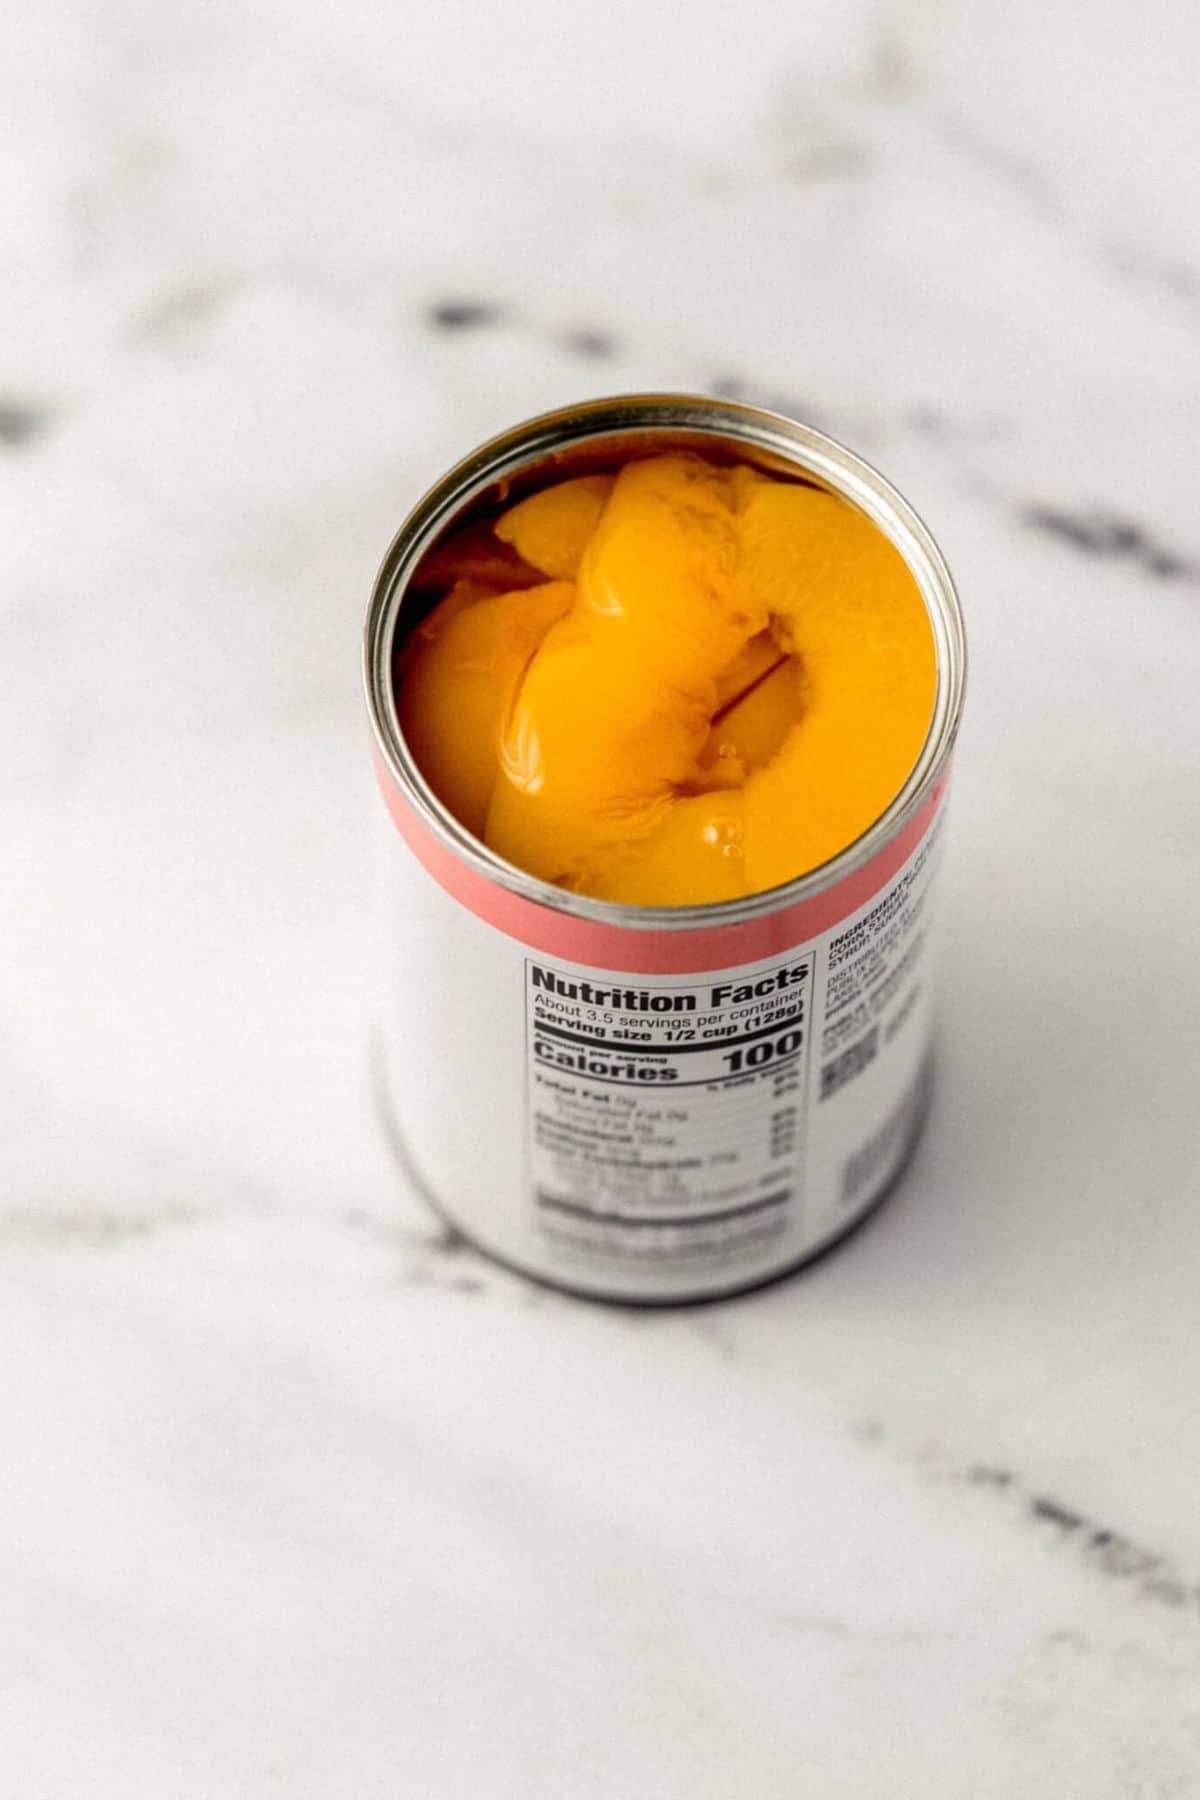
[373,746,948,974]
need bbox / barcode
[840,1057,934,1206]
[820,1027,878,1101]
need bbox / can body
[365,396,964,1304]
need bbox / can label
[521,812,941,1291]
[526,955,812,1273]
[376,763,946,1302]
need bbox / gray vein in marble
[774,1607,933,1648]
[943,1454,1200,1616]
[428,298,506,332]
[708,371,826,433]
[1045,1628,1200,1690]
[932,106,1060,219]
[780,25,1199,356]
[0,1203,208,1246]
[785,142,876,183]
[904,404,1017,447]
[1102,240,1200,316]
[424,299,618,364]
[0,401,50,446]
[558,328,617,361]
[341,1206,489,1298]
[930,103,1200,334]
[128,279,240,346]
[1022,506,1199,583]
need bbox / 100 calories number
[721,1028,803,1074]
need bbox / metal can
[363,394,966,1304]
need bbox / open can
[363,395,966,1304]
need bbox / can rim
[362,392,966,930]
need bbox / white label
[526,958,811,1280]
[380,791,946,1303]
[518,811,944,1296]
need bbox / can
[363,394,965,1305]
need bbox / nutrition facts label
[524,955,812,1278]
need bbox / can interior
[366,395,965,926]
[397,427,824,640]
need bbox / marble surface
[5,0,1200,1791]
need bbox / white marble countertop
[5,0,1200,1791]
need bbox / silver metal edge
[362,392,967,931]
